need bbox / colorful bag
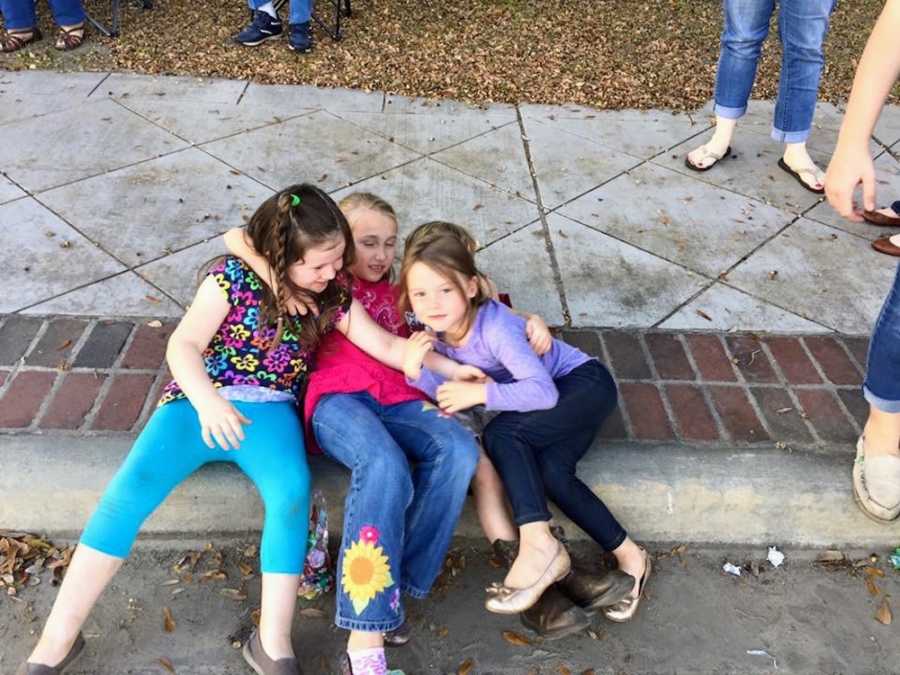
[297,490,334,600]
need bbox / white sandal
[852,436,900,523]
[685,144,732,172]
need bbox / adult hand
[283,292,319,317]
[525,314,552,356]
[436,381,486,414]
[196,394,251,451]
[825,143,876,222]
[403,331,435,380]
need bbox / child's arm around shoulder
[222,228,317,317]
[166,275,250,451]
[481,302,558,411]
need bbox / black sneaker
[288,21,312,52]
[235,10,283,46]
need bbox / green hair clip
[291,194,301,207]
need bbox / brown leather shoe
[242,630,302,675]
[873,234,900,257]
[383,621,411,647]
[864,205,900,227]
[16,633,85,675]
[558,568,635,613]
[490,538,518,569]
[520,585,592,640]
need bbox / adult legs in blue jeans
[855,264,900,521]
[0,0,86,51]
[687,0,834,191]
[312,392,478,639]
[482,361,646,601]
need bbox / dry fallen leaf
[159,656,176,673]
[866,577,880,597]
[876,597,893,625]
[865,567,885,578]
[238,562,254,578]
[558,666,572,675]
[695,309,712,322]
[147,320,163,328]
[299,607,326,618]
[163,606,176,633]
[56,339,72,351]
[457,658,474,675]
[220,588,248,601]
[502,630,531,646]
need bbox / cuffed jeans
[865,264,900,414]
[714,0,835,143]
[481,360,626,552]
[312,392,479,632]
[0,0,84,29]
[248,0,309,24]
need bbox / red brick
[750,386,814,444]
[601,332,652,380]
[803,337,862,386]
[794,389,857,444]
[709,386,769,442]
[841,336,869,372]
[0,371,56,428]
[121,323,175,370]
[837,388,868,430]
[684,334,737,382]
[665,384,719,441]
[92,374,155,431]
[619,382,674,440]
[724,336,779,383]
[645,334,695,380]
[764,337,821,385]
[41,372,107,430]
[598,406,628,440]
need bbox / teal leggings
[80,399,310,573]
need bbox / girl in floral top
[18,185,470,675]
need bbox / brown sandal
[55,23,85,51]
[1,27,42,52]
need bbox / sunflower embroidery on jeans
[342,526,393,615]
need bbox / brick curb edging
[0,314,869,448]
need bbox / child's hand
[525,314,552,356]
[403,331,435,380]
[285,293,319,318]
[196,394,251,451]
[436,381,487,414]
[453,364,489,382]
[825,143,876,222]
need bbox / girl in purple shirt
[400,225,651,623]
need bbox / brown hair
[244,183,354,350]
[397,224,490,336]
[404,220,478,254]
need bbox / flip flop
[872,234,900,258]
[684,145,732,172]
[777,157,825,194]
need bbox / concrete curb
[2,433,897,548]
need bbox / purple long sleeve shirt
[409,300,592,412]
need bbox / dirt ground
[1,0,897,110]
[2,538,900,674]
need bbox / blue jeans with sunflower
[312,392,479,632]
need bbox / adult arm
[826,0,900,221]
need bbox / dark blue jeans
[0,0,84,29]
[482,360,626,552]
[312,392,479,632]
[865,264,900,413]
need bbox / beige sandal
[685,145,732,172]
[852,436,900,523]
[602,547,651,623]
[1,27,42,52]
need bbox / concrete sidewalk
[3,70,900,334]
[3,70,900,551]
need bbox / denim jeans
[481,360,626,552]
[714,0,835,143]
[865,264,900,413]
[312,392,479,632]
[1,0,84,29]
[248,0,309,24]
